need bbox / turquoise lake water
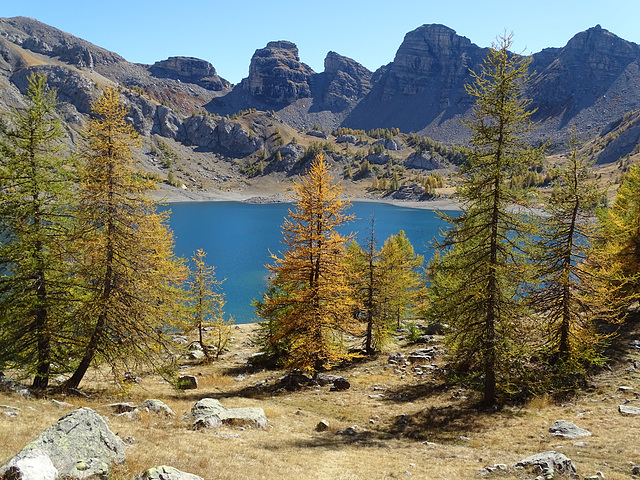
[166,201,454,323]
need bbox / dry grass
[2,322,640,479]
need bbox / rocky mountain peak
[0,16,124,68]
[149,56,231,91]
[381,24,486,99]
[241,40,315,104]
[319,51,372,110]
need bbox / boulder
[314,373,350,390]
[405,152,446,170]
[0,407,125,480]
[336,135,358,144]
[513,451,577,479]
[136,399,175,418]
[184,398,267,430]
[0,448,58,480]
[315,420,330,432]
[618,404,640,415]
[549,420,591,439]
[135,465,205,480]
[306,130,328,139]
[277,372,313,391]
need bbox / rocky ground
[2,319,640,480]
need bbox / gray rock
[314,373,350,390]
[549,420,591,439]
[134,465,205,480]
[0,407,125,480]
[336,135,358,144]
[177,375,198,390]
[306,130,328,139]
[0,448,58,480]
[0,374,32,398]
[423,322,449,335]
[184,398,267,430]
[136,399,175,418]
[513,451,577,478]
[618,404,640,415]
[315,420,330,432]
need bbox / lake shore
[150,183,462,211]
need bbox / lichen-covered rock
[0,407,125,480]
[184,398,267,430]
[134,465,204,480]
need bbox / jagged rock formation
[241,41,314,104]
[343,24,488,139]
[150,56,231,91]
[318,51,372,110]
[1,15,640,166]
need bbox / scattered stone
[315,420,330,432]
[423,323,448,335]
[177,375,198,390]
[134,465,205,480]
[0,407,125,480]
[184,398,267,430]
[0,374,32,398]
[549,420,591,439]
[513,451,577,479]
[415,335,433,344]
[336,426,357,436]
[136,399,175,418]
[278,372,313,391]
[619,404,640,416]
[388,353,405,364]
[477,464,508,476]
[186,349,205,361]
[408,348,437,364]
[632,464,640,475]
[618,386,634,392]
[50,399,74,409]
[106,402,137,414]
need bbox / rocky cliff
[1,16,639,160]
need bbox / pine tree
[65,87,187,389]
[187,249,231,361]
[255,153,358,373]
[0,73,75,388]
[428,34,542,404]
[531,134,613,371]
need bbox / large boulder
[135,465,205,480]
[184,398,267,430]
[0,448,58,480]
[0,407,125,479]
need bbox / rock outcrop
[150,56,231,91]
[0,407,125,479]
[242,41,314,104]
[319,51,372,110]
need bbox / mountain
[1,16,639,168]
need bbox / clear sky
[4,1,639,85]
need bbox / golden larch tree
[256,153,358,373]
[65,87,187,389]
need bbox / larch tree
[378,230,425,329]
[428,34,543,405]
[0,73,75,388]
[531,134,613,370]
[64,87,187,389]
[187,248,231,361]
[345,222,425,355]
[592,163,640,311]
[255,153,358,373]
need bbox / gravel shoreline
[149,184,461,211]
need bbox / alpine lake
[165,201,455,324]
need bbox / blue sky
[4,1,639,84]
